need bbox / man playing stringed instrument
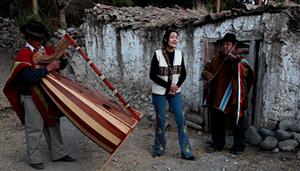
[201,33,254,155]
[3,19,74,170]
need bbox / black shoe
[152,153,163,158]
[182,155,196,161]
[29,163,44,170]
[230,149,242,155]
[207,146,217,154]
[53,155,75,162]
[207,145,223,154]
[230,149,243,155]
[230,145,245,155]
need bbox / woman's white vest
[151,49,183,95]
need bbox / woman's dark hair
[162,29,178,48]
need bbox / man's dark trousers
[210,107,245,151]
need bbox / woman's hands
[168,84,179,95]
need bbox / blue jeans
[152,93,193,158]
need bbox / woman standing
[149,30,195,160]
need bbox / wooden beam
[256,0,262,5]
[284,0,290,5]
[32,0,38,15]
[204,39,209,63]
[216,0,220,13]
[203,39,210,132]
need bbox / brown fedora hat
[20,20,50,40]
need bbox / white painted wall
[70,11,299,127]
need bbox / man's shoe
[53,155,75,162]
[182,155,196,161]
[230,145,245,155]
[29,163,44,170]
[230,149,243,155]
[207,145,223,154]
[152,153,163,158]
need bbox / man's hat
[218,33,238,44]
[20,20,49,40]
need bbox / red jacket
[3,46,62,126]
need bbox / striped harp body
[41,34,142,169]
[41,72,141,153]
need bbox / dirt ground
[1,49,300,171]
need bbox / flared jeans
[152,93,193,158]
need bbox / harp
[39,34,142,170]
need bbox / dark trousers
[210,107,245,151]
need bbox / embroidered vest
[151,49,183,95]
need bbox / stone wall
[0,17,23,51]
[72,9,299,127]
[1,7,298,127]
[259,13,300,127]
[75,24,202,110]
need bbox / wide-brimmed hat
[20,20,49,40]
[218,33,238,44]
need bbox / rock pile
[84,3,300,30]
[185,108,204,130]
[84,4,207,29]
[0,17,23,50]
[245,119,300,152]
[52,26,85,46]
[0,17,85,52]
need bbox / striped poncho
[202,52,254,123]
[3,46,62,126]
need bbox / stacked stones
[0,17,23,50]
[52,27,84,46]
[184,106,204,130]
[84,3,300,31]
[51,26,85,62]
[84,4,207,29]
[185,112,204,130]
[245,119,300,152]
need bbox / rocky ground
[1,49,300,171]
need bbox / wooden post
[216,0,220,13]
[32,0,38,15]
[194,0,203,10]
[256,0,262,5]
[203,39,210,132]
[58,0,72,29]
[204,39,209,63]
[284,0,290,5]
